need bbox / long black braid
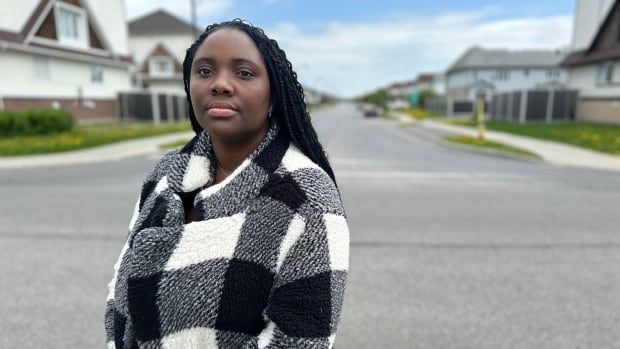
[182,19,337,185]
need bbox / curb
[391,111,620,172]
[438,137,543,163]
[396,120,542,164]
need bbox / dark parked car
[362,104,379,117]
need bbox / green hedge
[0,109,75,137]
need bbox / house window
[34,56,50,80]
[91,64,103,84]
[546,69,560,80]
[149,57,174,77]
[55,3,88,49]
[493,70,509,81]
[597,61,614,85]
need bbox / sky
[124,0,577,98]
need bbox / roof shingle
[448,46,568,73]
[128,9,200,36]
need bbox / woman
[104,19,349,349]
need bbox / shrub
[417,89,437,108]
[0,109,75,137]
[360,89,389,108]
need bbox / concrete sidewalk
[394,113,620,172]
[0,131,195,169]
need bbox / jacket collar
[164,119,287,197]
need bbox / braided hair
[182,19,337,185]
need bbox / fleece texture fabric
[104,120,349,349]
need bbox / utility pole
[476,98,486,141]
[191,0,198,39]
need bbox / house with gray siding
[446,47,568,103]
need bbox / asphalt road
[1,102,619,348]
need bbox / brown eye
[237,70,254,78]
[198,68,212,77]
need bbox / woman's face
[189,28,271,144]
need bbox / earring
[268,108,273,119]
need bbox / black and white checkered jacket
[104,121,349,349]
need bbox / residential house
[386,73,445,109]
[128,10,197,95]
[446,47,568,103]
[303,85,335,105]
[0,0,132,120]
[386,79,416,109]
[570,0,616,51]
[430,74,446,96]
[127,9,331,108]
[562,0,620,124]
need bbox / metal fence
[426,90,578,122]
[425,97,475,116]
[424,97,447,115]
[490,90,578,122]
[118,92,189,122]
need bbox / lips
[207,101,237,110]
[207,101,237,118]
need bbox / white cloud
[265,11,572,98]
[125,0,233,21]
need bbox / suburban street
[1,102,620,348]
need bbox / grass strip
[445,119,620,155]
[444,135,542,160]
[399,108,440,120]
[159,138,193,151]
[0,121,191,156]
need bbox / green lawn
[0,121,192,156]
[399,107,440,120]
[447,119,620,155]
[444,135,542,160]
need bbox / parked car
[361,104,380,117]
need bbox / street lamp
[190,0,199,39]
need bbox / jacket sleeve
[104,195,142,349]
[243,210,350,349]
[103,149,176,349]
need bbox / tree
[359,89,389,108]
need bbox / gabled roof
[417,74,435,83]
[466,79,495,90]
[128,9,200,36]
[586,0,620,53]
[140,43,183,73]
[388,80,417,89]
[387,73,441,89]
[0,0,131,65]
[448,46,567,73]
[562,0,620,67]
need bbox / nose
[210,72,233,96]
